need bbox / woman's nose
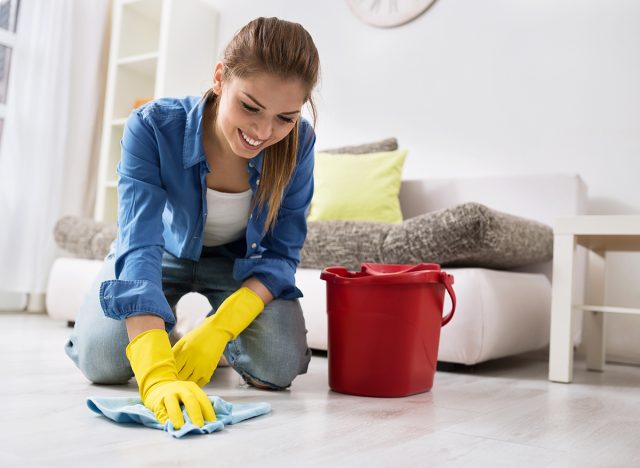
[252,119,272,140]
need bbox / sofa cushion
[300,202,553,270]
[319,137,398,154]
[300,219,389,271]
[54,202,553,271]
[54,216,116,260]
[308,149,408,224]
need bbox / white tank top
[202,188,253,247]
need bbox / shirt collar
[248,151,264,173]
[182,95,208,169]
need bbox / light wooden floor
[2,312,640,468]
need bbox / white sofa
[298,173,588,364]
[47,173,587,365]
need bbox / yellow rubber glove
[126,328,217,429]
[173,287,265,387]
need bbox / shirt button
[251,242,257,249]
[249,162,254,168]
[256,178,260,185]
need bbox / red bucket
[320,263,456,397]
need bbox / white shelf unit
[94,0,218,223]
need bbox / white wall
[212,0,640,360]
[212,0,639,204]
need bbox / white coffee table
[549,215,640,383]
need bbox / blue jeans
[64,243,312,390]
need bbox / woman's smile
[238,128,265,149]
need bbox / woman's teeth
[241,130,263,147]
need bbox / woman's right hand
[143,379,216,429]
[126,328,216,429]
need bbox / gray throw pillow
[54,216,116,260]
[299,202,553,271]
[53,202,553,270]
[301,220,389,270]
[319,137,398,154]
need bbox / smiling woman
[203,18,319,233]
[64,17,321,431]
[211,71,305,156]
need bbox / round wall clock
[346,0,436,28]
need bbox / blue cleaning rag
[87,395,271,438]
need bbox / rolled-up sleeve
[233,124,316,299]
[99,109,176,329]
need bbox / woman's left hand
[172,287,265,386]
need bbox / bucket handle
[361,263,441,275]
[440,272,456,326]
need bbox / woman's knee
[256,352,311,390]
[66,325,132,385]
[231,338,312,390]
[80,345,132,384]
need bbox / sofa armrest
[46,257,104,322]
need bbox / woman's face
[212,63,307,160]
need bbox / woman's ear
[212,61,224,95]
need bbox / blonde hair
[206,17,320,233]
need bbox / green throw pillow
[308,149,408,224]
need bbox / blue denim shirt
[99,96,315,329]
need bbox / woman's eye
[241,101,259,113]
[241,100,293,123]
